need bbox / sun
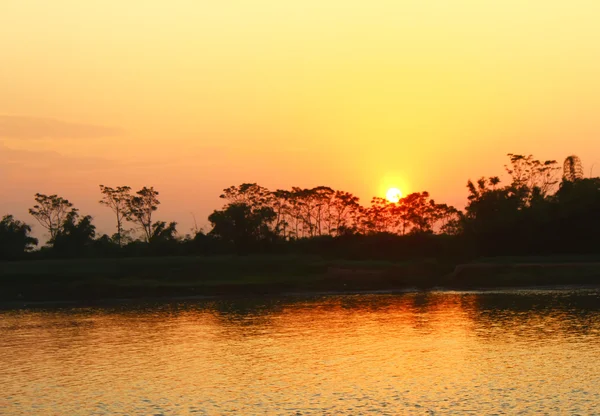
[386,187,402,203]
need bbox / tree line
[2,153,599,260]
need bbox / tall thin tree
[127,187,160,242]
[99,185,132,246]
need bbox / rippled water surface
[2,289,600,414]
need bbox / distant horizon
[2,151,588,243]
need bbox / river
[2,289,600,414]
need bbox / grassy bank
[445,261,600,288]
[0,255,449,302]
[2,255,600,303]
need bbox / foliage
[209,203,277,253]
[99,185,132,246]
[52,211,96,257]
[127,186,160,242]
[505,153,560,197]
[28,193,75,241]
[150,221,178,242]
[0,215,38,259]
[7,152,600,262]
[460,154,599,256]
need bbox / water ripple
[2,289,600,414]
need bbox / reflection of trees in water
[29,291,597,341]
[196,293,469,335]
[465,291,600,339]
[200,291,600,340]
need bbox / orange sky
[2,1,600,239]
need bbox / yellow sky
[2,1,600,237]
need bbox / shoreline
[2,283,600,310]
[3,256,600,307]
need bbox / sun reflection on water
[1,291,600,414]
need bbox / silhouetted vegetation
[52,211,96,258]
[99,185,131,246]
[28,193,75,241]
[0,215,38,260]
[4,153,600,260]
[4,153,600,300]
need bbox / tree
[52,211,96,257]
[0,215,38,259]
[209,203,276,253]
[28,193,75,241]
[99,185,132,247]
[150,221,178,243]
[287,187,307,238]
[552,177,600,252]
[145,221,179,255]
[363,197,394,233]
[293,188,319,237]
[461,174,542,255]
[127,187,160,242]
[311,186,335,236]
[390,192,458,235]
[431,203,460,235]
[505,153,560,197]
[402,192,435,234]
[220,183,273,207]
[330,191,361,235]
[270,190,287,237]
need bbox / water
[2,289,600,415]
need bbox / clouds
[0,142,116,172]
[0,115,123,140]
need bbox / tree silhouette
[505,153,560,197]
[8,151,599,261]
[330,190,361,235]
[28,193,75,241]
[0,215,38,259]
[271,189,293,238]
[127,187,160,242]
[52,211,96,257]
[363,197,394,233]
[403,192,431,233]
[150,221,178,242]
[209,202,276,253]
[212,182,459,240]
[99,185,132,247]
[220,183,273,207]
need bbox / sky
[2,1,600,239]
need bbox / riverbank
[2,255,600,302]
[0,255,447,302]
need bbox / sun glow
[386,187,402,203]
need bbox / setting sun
[386,187,402,203]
